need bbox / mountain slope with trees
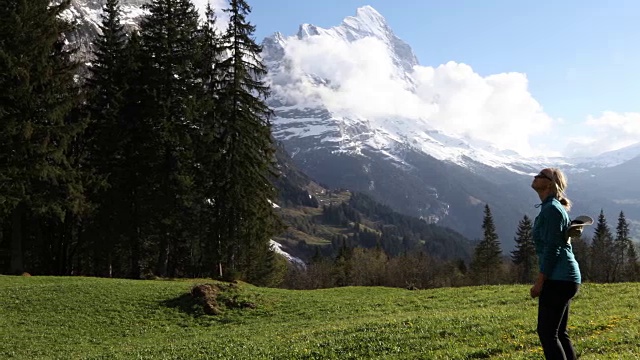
[0,0,475,288]
[1,0,637,290]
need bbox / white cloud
[266,14,640,159]
[412,63,554,155]
[272,32,556,156]
[563,111,640,156]
[279,35,436,120]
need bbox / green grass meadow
[1,276,638,359]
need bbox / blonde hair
[548,167,572,211]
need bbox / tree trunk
[130,231,141,278]
[129,193,141,279]
[60,212,75,275]
[69,220,84,275]
[156,236,169,277]
[10,204,25,274]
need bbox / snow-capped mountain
[261,5,640,244]
[64,1,640,245]
[66,1,639,173]
[571,142,640,169]
[262,6,640,177]
[63,0,148,63]
[263,6,543,173]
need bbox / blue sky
[222,0,640,157]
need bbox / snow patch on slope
[269,240,306,269]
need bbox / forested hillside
[0,0,474,289]
[0,0,281,284]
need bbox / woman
[530,167,581,360]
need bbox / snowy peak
[284,6,418,73]
[571,141,640,168]
[265,5,640,174]
[296,24,320,38]
[295,5,390,41]
[355,5,385,22]
[265,6,526,172]
[342,5,389,39]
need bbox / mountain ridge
[260,4,640,244]
[65,1,640,247]
[262,5,640,171]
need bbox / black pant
[537,280,579,360]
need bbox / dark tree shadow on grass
[161,293,203,316]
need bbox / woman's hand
[530,273,546,298]
[530,282,542,298]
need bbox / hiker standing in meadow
[530,168,581,360]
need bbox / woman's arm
[531,208,564,298]
[539,206,564,277]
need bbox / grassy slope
[274,190,427,252]
[273,190,360,247]
[1,276,639,359]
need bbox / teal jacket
[533,195,582,284]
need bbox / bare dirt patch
[190,283,256,315]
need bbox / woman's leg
[537,294,569,360]
[537,280,579,359]
[557,301,577,360]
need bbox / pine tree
[138,0,203,277]
[510,215,537,283]
[590,209,614,282]
[191,3,226,277]
[86,0,128,122]
[84,0,130,276]
[611,211,629,282]
[470,204,503,285]
[570,235,590,281]
[118,30,154,278]
[626,241,640,282]
[0,0,85,274]
[81,2,157,278]
[612,211,639,282]
[214,0,283,282]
